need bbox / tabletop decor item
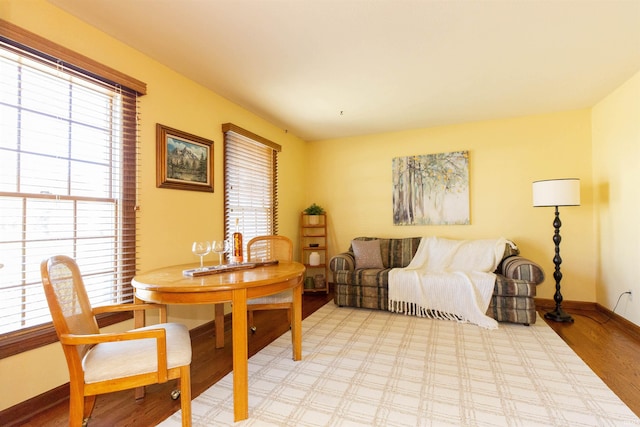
[231,218,243,264]
[192,241,211,271]
[183,260,279,277]
[212,240,228,266]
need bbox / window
[0,23,145,358]
[222,123,280,254]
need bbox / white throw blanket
[388,237,512,329]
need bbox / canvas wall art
[392,150,470,225]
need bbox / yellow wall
[308,110,595,303]
[592,70,640,325]
[0,0,307,410]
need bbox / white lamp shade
[532,178,580,207]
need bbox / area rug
[158,303,639,426]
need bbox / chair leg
[135,385,145,400]
[83,395,96,422]
[248,310,256,333]
[68,384,85,427]
[180,365,192,427]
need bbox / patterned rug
[159,303,639,426]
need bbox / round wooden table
[132,261,305,422]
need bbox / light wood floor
[9,293,640,426]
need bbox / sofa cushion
[380,237,422,268]
[349,237,422,269]
[352,239,384,269]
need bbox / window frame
[222,123,281,254]
[0,21,146,359]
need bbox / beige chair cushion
[82,322,191,384]
[247,288,293,305]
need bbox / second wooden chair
[246,235,294,333]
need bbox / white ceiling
[48,0,640,142]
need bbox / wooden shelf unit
[300,213,329,294]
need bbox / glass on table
[211,240,228,266]
[192,241,211,271]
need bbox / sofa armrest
[329,252,355,273]
[499,256,545,285]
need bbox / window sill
[0,311,133,359]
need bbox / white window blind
[0,34,141,357]
[222,123,280,254]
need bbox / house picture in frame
[156,123,214,192]
[392,150,470,225]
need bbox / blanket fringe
[389,300,464,323]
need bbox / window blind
[222,124,280,255]
[0,31,141,358]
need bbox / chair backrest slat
[247,235,293,262]
[41,255,100,362]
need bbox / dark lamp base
[544,308,574,323]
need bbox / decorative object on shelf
[309,251,320,266]
[310,243,319,247]
[156,123,214,192]
[314,274,325,289]
[533,178,580,323]
[303,203,325,225]
[304,277,315,289]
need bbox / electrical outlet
[628,290,633,301]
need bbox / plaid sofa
[330,237,545,325]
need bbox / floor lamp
[532,178,580,323]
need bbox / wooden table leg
[215,303,225,349]
[291,281,302,361]
[231,288,248,421]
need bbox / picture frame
[392,150,470,225]
[156,123,214,192]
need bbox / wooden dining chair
[40,255,192,427]
[246,235,294,333]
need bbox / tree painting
[392,151,469,225]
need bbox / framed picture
[392,150,470,225]
[156,124,214,192]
